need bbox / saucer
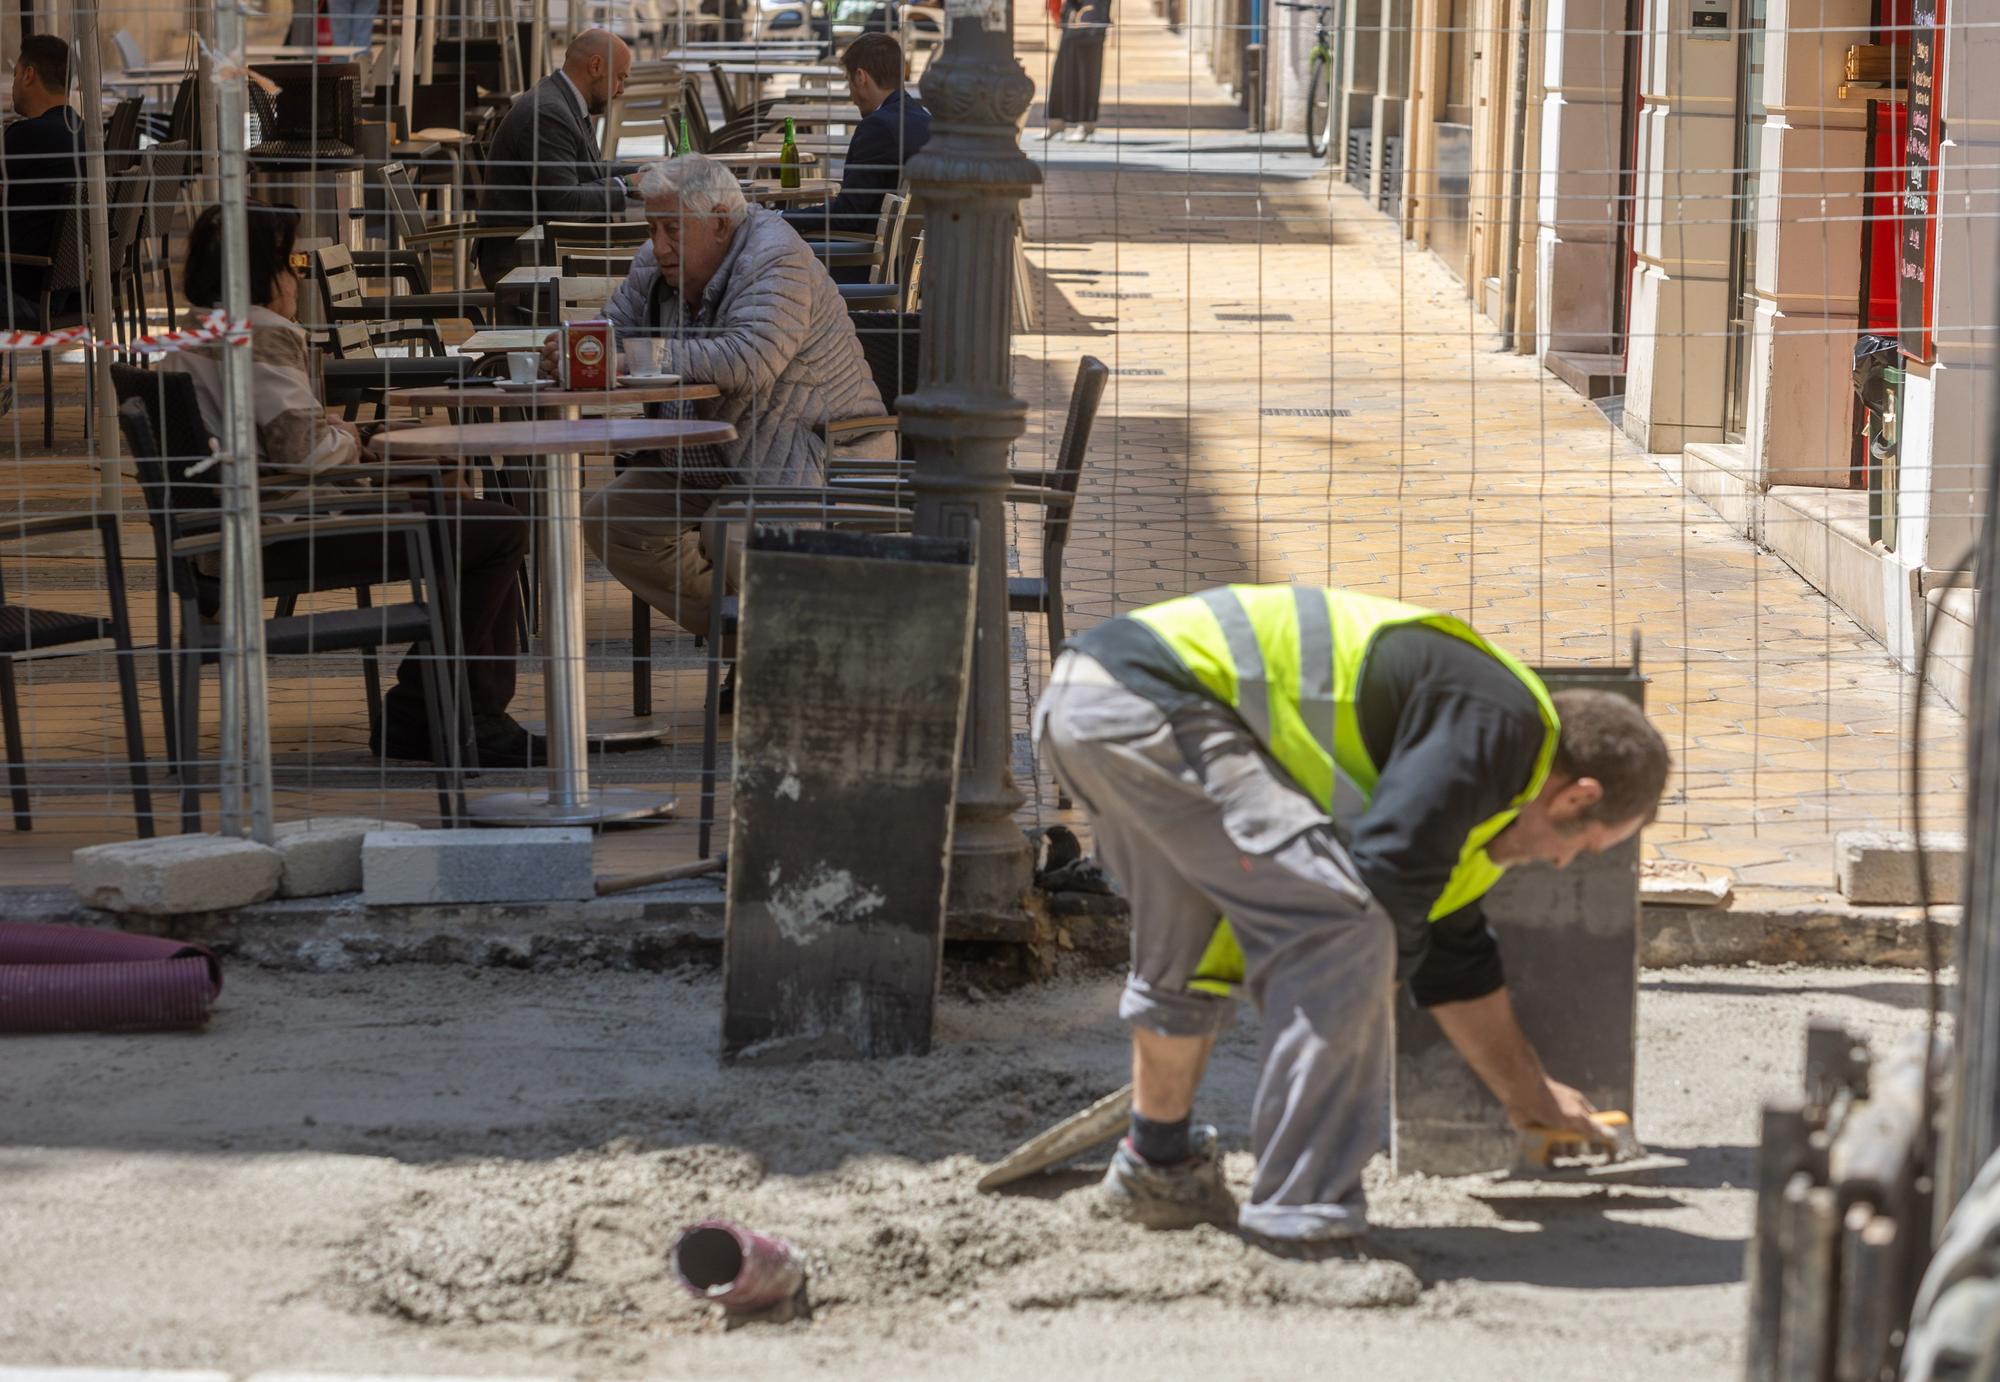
[619,372,682,385]
[495,379,546,391]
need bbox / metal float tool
[977,1083,1134,1192]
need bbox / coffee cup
[506,351,539,384]
[624,338,662,378]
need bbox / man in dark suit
[782,32,929,249]
[475,28,639,289]
[1,34,82,320]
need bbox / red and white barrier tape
[0,310,252,356]
[128,310,253,354]
[0,324,91,353]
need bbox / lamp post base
[946,806,1034,917]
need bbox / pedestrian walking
[1044,0,1110,141]
[1032,585,1672,1248]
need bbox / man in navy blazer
[784,33,930,247]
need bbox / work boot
[1097,1124,1236,1229]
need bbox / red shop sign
[1897,0,1944,361]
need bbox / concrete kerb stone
[70,834,282,915]
[273,818,419,898]
[1641,896,1958,969]
[361,828,595,906]
[0,1372,560,1382]
[8,880,1953,974]
[1836,829,1967,906]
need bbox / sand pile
[341,1141,1424,1331]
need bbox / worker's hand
[1508,1077,1605,1142]
[539,331,561,381]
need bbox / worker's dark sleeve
[1347,686,1543,997]
[1409,901,1507,1006]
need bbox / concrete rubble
[71,834,282,915]
[273,818,418,899]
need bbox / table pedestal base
[517,715,676,750]
[467,788,678,827]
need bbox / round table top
[377,417,736,458]
[387,380,722,408]
[742,178,839,204]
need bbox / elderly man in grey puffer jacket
[566,154,890,642]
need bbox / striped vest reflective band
[1128,587,1560,991]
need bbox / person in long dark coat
[1044,0,1110,140]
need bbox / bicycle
[1277,0,1339,160]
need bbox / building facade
[1248,0,1998,706]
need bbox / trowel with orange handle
[1496,1110,1688,1184]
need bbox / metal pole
[1499,0,1531,349]
[902,3,1040,915]
[70,8,121,504]
[1941,239,2000,1218]
[213,0,277,843]
[530,0,548,87]
[398,0,420,122]
[198,25,222,202]
[421,0,440,82]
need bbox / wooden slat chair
[0,511,154,837]
[548,220,651,269]
[309,244,477,419]
[799,192,913,300]
[377,160,512,303]
[112,369,466,829]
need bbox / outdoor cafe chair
[113,371,467,830]
[1,511,155,837]
[0,205,88,449]
[308,244,476,420]
[548,221,652,270]
[798,192,913,302]
[377,161,511,305]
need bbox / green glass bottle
[779,117,801,190]
[677,111,693,155]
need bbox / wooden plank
[721,527,976,1063]
[1392,664,1645,1175]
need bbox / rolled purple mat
[0,923,223,1034]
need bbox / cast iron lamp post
[901,8,1042,915]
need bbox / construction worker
[1032,585,1672,1247]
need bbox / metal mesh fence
[0,0,1986,900]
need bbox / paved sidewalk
[1007,16,1967,896]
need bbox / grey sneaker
[1097,1124,1237,1229]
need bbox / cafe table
[741,177,839,205]
[457,327,549,355]
[377,413,735,826]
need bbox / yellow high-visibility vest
[1126,586,1559,994]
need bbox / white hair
[636,155,747,228]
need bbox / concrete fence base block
[1836,830,1967,906]
[71,834,282,915]
[274,818,419,898]
[362,828,595,906]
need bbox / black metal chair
[1,512,154,836]
[0,205,88,449]
[112,369,465,829]
[1006,355,1108,660]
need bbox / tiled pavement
[1004,15,1968,895]
[0,17,1967,898]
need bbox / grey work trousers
[1033,651,1395,1239]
